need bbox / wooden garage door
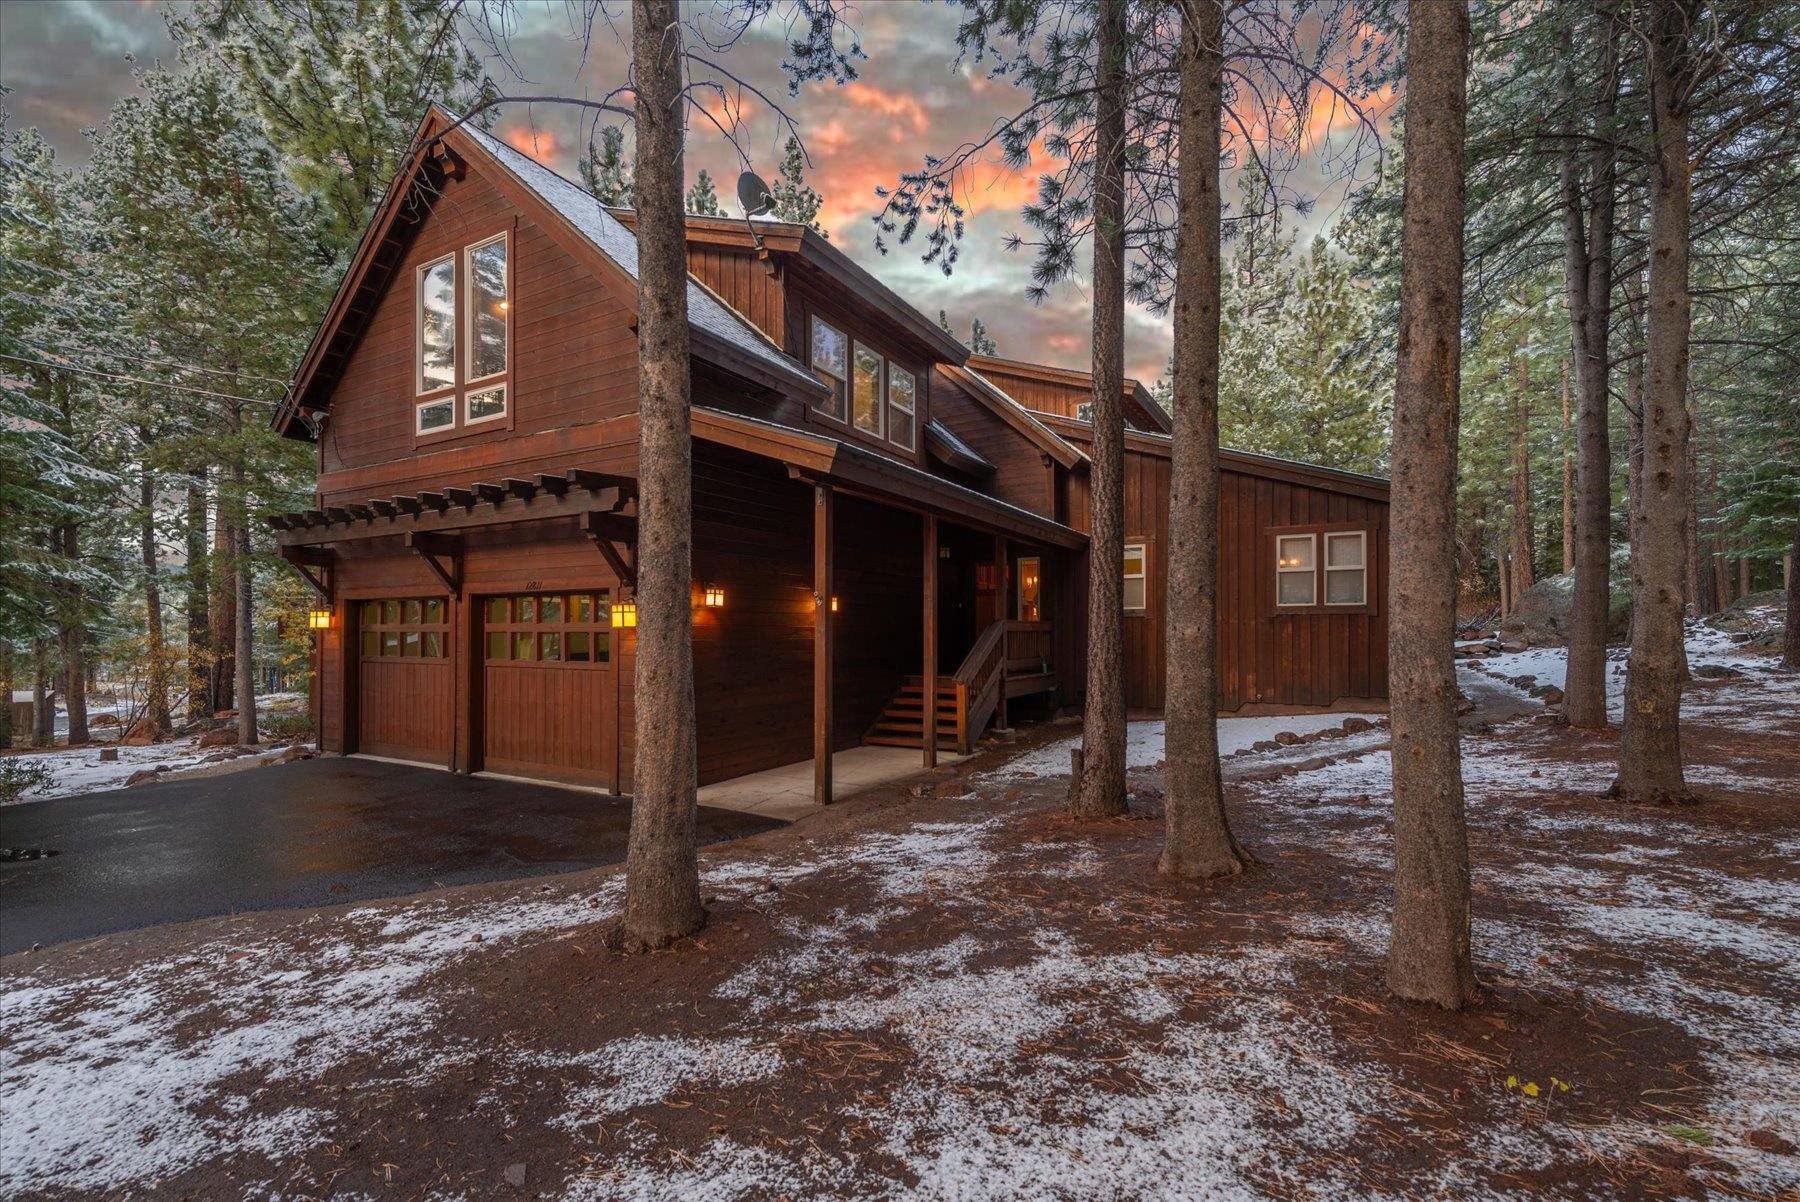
[481,591,616,787]
[357,597,453,764]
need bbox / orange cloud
[502,124,559,163]
[841,82,930,137]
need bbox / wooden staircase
[864,620,1057,754]
[863,677,960,748]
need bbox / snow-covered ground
[1,737,308,805]
[2,630,1794,1199]
[984,709,1382,781]
[1466,620,1770,718]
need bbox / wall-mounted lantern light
[702,584,726,608]
[610,600,638,628]
[307,607,333,631]
[831,596,840,613]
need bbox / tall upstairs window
[415,230,510,438]
[810,316,848,422]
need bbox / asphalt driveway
[0,757,779,954]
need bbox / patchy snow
[2,736,311,804]
[546,1036,784,1132]
[983,710,1380,781]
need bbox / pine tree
[769,135,825,235]
[579,125,634,206]
[684,169,722,216]
[622,0,705,952]
[1386,0,1477,1010]
[968,317,997,356]
[169,0,489,257]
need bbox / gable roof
[274,105,823,440]
[933,364,1085,469]
[964,353,1173,435]
[613,211,972,366]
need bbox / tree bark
[209,499,236,716]
[620,0,704,951]
[58,522,89,745]
[1510,343,1533,607]
[186,469,211,721]
[33,638,54,747]
[1783,512,1799,670]
[1561,358,1574,573]
[1161,0,1245,879]
[1385,0,1476,1010]
[1618,0,1694,805]
[140,455,172,733]
[0,646,12,749]
[1560,13,1619,730]
[1069,0,1130,821]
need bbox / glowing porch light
[610,600,638,628]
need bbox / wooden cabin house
[269,106,1389,803]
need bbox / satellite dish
[737,170,775,217]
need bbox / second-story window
[810,316,847,421]
[415,231,510,438]
[852,342,884,437]
[887,363,916,450]
[417,256,456,395]
[467,234,508,383]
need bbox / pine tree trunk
[33,638,54,748]
[1683,400,1700,615]
[209,500,236,717]
[233,498,259,746]
[59,523,89,746]
[620,0,704,951]
[1737,554,1750,598]
[1069,0,1130,821]
[1561,359,1574,573]
[1560,16,1618,730]
[1161,0,1245,879]
[186,470,211,721]
[141,459,171,733]
[1511,349,1533,605]
[1385,0,1476,1010]
[1618,0,1693,804]
[0,646,12,749]
[1783,512,1799,670]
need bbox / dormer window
[810,316,848,421]
[414,230,511,439]
[887,364,917,450]
[852,342,884,437]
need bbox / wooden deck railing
[950,619,1008,754]
[1005,621,1053,675]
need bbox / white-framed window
[809,315,847,421]
[464,232,508,383]
[1324,531,1367,605]
[852,342,884,436]
[466,383,507,426]
[1123,542,1147,612]
[1275,534,1317,607]
[417,254,457,395]
[416,396,455,434]
[887,363,916,450]
[1076,401,1095,422]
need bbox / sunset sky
[0,0,1393,385]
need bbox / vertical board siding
[358,658,453,763]
[321,155,638,484]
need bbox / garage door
[481,591,617,787]
[357,597,453,764]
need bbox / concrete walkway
[698,746,970,820]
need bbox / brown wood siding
[685,244,786,345]
[481,660,614,786]
[318,155,638,490]
[1053,433,1388,711]
[781,265,932,471]
[930,373,1057,517]
[689,446,926,784]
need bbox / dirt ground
[2,653,1795,1201]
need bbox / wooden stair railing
[863,619,1011,753]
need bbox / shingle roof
[457,116,822,397]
